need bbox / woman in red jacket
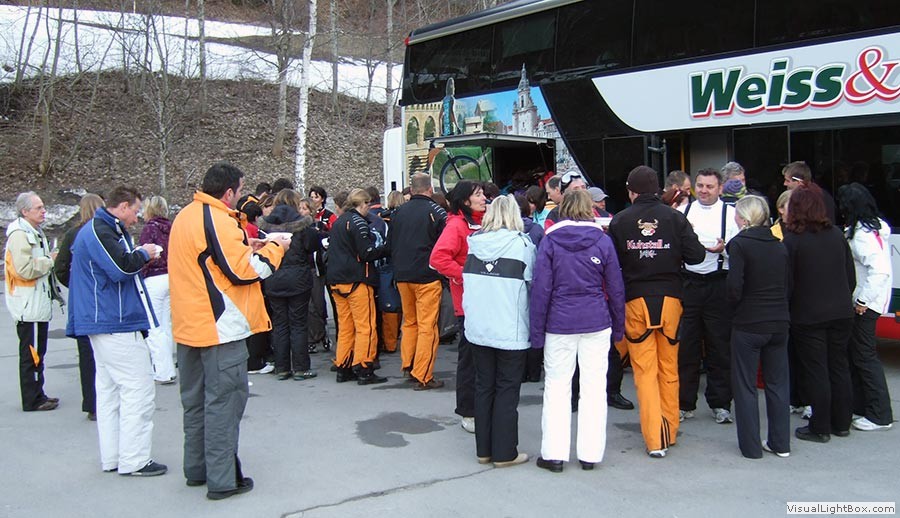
[429,180,486,434]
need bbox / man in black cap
[607,166,705,458]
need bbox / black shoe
[357,372,388,385]
[335,369,358,383]
[536,457,563,473]
[795,426,831,443]
[277,371,292,380]
[330,364,338,372]
[322,338,333,352]
[186,479,206,487]
[373,359,382,370]
[579,460,595,471]
[607,393,635,410]
[293,370,318,380]
[832,429,850,437]
[207,477,254,501]
[120,460,168,477]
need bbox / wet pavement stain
[47,363,78,369]
[356,412,444,448]
[519,394,542,406]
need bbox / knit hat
[626,166,659,195]
[587,187,608,202]
[723,179,747,198]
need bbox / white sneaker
[648,448,667,458]
[250,364,275,375]
[801,406,812,420]
[461,417,475,434]
[679,410,694,422]
[852,416,893,432]
[762,440,790,458]
[713,408,734,424]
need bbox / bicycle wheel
[439,155,480,194]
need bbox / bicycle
[430,146,491,193]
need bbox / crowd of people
[4,158,895,493]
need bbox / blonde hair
[79,193,105,225]
[735,195,770,228]
[273,189,303,211]
[344,188,371,211]
[559,189,594,221]
[481,194,523,233]
[142,195,168,220]
[775,189,792,210]
[386,191,404,209]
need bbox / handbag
[377,262,401,313]
[437,280,460,339]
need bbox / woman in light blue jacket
[462,194,536,468]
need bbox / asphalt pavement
[1,302,898,518]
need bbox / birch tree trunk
[330,0,338,114]
[38,5,63,175]
[272,59,288,157]
[294,0,318,193]
[15,5,42,88]
[385,0,394,129]
[198,0,207,115]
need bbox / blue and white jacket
[66,207,158,337]
[462,228,535,350]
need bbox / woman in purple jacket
[530,189,625,472]
[138,196,176,384]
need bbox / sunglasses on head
[561,171,583,186]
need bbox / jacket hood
[468,228,526,261]
[259,205,313,233]
[545,220,605,252]
[5,217,39,237]
[737,225,779,242]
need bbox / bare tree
[36,3,64,175]
[14,4,42,89]
[197,0,207,115]
[329,0,339,114]
[294,0,317,192]
[267,0,298,157]
[385,0,395,130]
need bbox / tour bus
[398,0,900,337]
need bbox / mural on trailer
[403,66,576,178]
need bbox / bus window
[555,1,632,72]
[757,0,900,46]
[632,0,754,66]
[405,27,493,103]
[492,11,556,89]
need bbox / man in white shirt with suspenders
[678,168,741,424]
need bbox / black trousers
[270,290,312,373]
[455,316,475,418]
[17,321,49,411]
[246,332,270,371]
[76,335,97,414]
[571,341,625,409]
[788,332,807,408]
[524,348,543,382]
[791,319,853,434]
[731,329,790,459]
[472,344,526,462]
[679,274,733,411]
[849,310,894,425]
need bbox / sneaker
[795,425,830,443]
[852,416,893,432]
[120,460,168,477]
[801,406,812,420]
[277,371,292,381]
[357,372,388,385]
[86,412,97,421]
[648,449,667,458]
[493,453,529,468]
[293,370,318,380]
[461,417,476,434]
[308,342,319,354]
[260,364,276,375]
[679,410,694,422]
[322,337,333,352]
[713,408,734,424]
[207,477,254,501]
[762,440,790,458]
[155,377,176,385]
[413,379,445,391]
